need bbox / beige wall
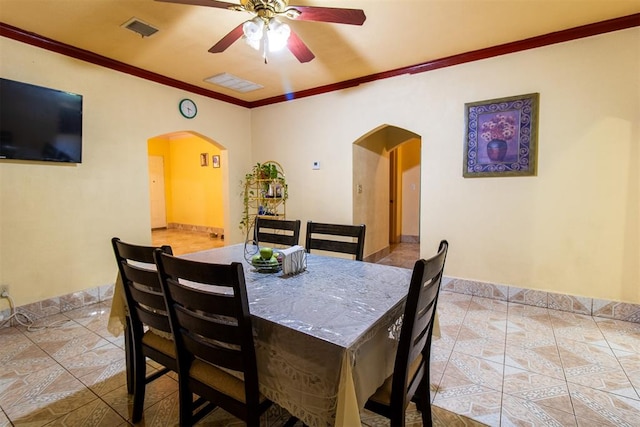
[0,38,251,309]
[0,27,638,310]
[353,131,390,257]
[251,28,639,303]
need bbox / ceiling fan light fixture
[242,16,290,53]
[243,16,264,50]
[266,19,290,52]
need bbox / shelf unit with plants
[240,161,288,236]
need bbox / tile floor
[1,232,639,426]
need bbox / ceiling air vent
[204,73,263,93]
[121,18,159,38]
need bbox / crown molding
[2,13,638,109]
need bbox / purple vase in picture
[487,139,508,162]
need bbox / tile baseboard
[167,222,224,237]
[2,276,638,328]
[0,283,114,328]
[441,276,640,323]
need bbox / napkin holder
[279,245,307,275]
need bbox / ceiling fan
[156,0,366,63]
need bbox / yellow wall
[251,28,639,303]
[148,135,224,228]
[169,135,224,228]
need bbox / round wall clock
[179,98,197,119]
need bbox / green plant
[251,162,279,180]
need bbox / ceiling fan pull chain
[263,25,269,64]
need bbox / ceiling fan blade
[289,5,366,25]
[155,0,239,10]
[209,23,245,53]
[287,30,315,63]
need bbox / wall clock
[179,98,197,119]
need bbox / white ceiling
[1,0,639,105]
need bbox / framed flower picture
[463,93,539,177]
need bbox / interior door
[148,155,167,229]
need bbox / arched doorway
[147,131,229,253]
[353,125,421,261]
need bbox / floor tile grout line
[49,316,133,426]
[502,302,576,424]
[430,292,472,403]
[6,322,118,426]
[547,309,638,418]
[592,319,640,401]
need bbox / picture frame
[463,93,539,178]
[212,155,220,168]
[200,153,208,167]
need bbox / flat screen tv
[0,78,83,163]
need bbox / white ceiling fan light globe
[245,37,261,50]
[243,16,265,50]
[267,18,291,52]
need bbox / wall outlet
[0,285,8,298]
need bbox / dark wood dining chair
[154,251,272,426]
[111,237,176,423]
[305,221,366,260]
[254,217,301,247]
[364,240,449,427]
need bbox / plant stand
[240,161,288,236]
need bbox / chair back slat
[255,217,301,247]
[165,275,239,319]
[126,281,165,309]
[115,239,170,264]
[121,264,162,292]
[174,303,243,346]
[305,221,366,260]
[182,330,245,372]
[136,305,171,333]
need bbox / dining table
[108,243,432,426]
